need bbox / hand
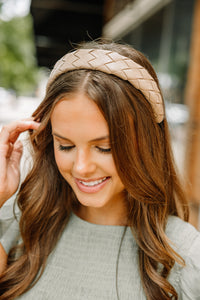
[0,119,40,207]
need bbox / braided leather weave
[47,49,164,123]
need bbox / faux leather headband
[47,49,164,123]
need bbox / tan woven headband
[47,49,164,123]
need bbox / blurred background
[0,0,200,229]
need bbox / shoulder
[166,215,200,254]
[166,216,200,299]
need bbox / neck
[76,202,128,226]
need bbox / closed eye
[96,146,111,153]
[58,145,75,151]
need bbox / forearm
[0,242,7,274]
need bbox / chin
[76,196,109,209]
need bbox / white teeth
[79,177,107,187]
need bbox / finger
[0,144,10,174]
[0,141,22,177]
[6,142,14,159]
[0,120,41,145]
[10,140,23,168]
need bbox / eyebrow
[52,132,110,143]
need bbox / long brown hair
[0,40,189,299]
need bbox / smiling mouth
[79,177,108,187]
[75,176,110,193]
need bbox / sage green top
[1,204,200,299]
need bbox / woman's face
[51,92,125,221]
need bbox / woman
[0,40,200,299]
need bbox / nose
[72,149,96,177]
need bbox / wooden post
[184,0,200,228]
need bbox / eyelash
[58,145,111,154]
[96,147,111,153]
[58,145,74,151]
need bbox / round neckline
[71,212,127,230]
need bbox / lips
[74,176,110,193]
[79,177,107,186]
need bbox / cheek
[106,156,119,176]
[54,148,71,174]
[101,157,123,186]
[107,157,124,186]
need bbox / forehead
[51,93,109,137]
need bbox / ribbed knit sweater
[1,210,200,299]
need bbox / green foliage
[0,14,39,95]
